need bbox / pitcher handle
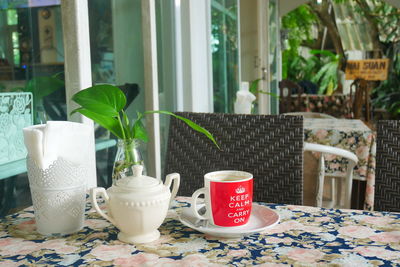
[91,187,117,226]
[165,173,180,206]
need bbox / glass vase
[112,139,145,185]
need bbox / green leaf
[122,111,130,127]
[51,71,64,79]
[249,79,261,95]
[145,110,220,149]
[10,87,25,92]
[310,49,336,59]
[132,119,148,143]
[72,84,126,117]
[25,76,64,99]
[71,107,124,139]
[258,90,280,99]
[121,111,131,139]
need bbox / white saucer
[179,204,280,238]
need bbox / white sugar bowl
[91,165,180,243]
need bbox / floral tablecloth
[1,197,399,266]
[304,118,376,211]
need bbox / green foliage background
[281,0,400,105]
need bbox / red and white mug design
[191,170,253,227]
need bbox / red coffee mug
[191,170,253,227]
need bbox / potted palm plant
[71,84,219,183]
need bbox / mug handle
[165,173,180,206]
[91,187,117,226]
[191,188,207,220]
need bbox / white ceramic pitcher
[91,165,180,243]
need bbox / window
[211,0,240,113]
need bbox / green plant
[9,73,65,123]
[11,73,65,103]
[71,84,220,176]
[282,48,340,95]
[309,50,340,95]
[249,79,280,100]
[24,73,65,103]
[281,4,318,80]
[372,42,400,118]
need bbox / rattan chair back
[375,120,400,212]
[164,112,304,204]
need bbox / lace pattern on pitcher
[27,157,87,189]
[31,187,86,220]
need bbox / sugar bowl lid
[114,165,162,191]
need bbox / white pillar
[61,0,93,125]
[142,0,161,178]
[61,0,96,188]
[257,0,270,114]
[240,0,260,84]
[179,0,213,112]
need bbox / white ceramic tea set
[91,167,279,243]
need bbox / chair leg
[339,178,346,208]
[330,178,337,209]
[344,170,354,209]
[324,176,352,209]
[316,155,325,207]
[321,177,336,209]
[334,171,354,209]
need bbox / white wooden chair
[304,142,358,209]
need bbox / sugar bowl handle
[165,173,180,205]
[91,187,117,226]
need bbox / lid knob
[132,165,143,178]
[114,164,161,190]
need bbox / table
[1,197,399,266]
[304,118,376,211]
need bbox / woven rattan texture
[165,112,304,205]
[375,120,400,212]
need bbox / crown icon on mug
[235,186,246,194]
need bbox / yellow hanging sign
[345,59,389,81]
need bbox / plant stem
[112,139,142,182]
[122,110,131,139]
[121,139,142,168]
[117,113,126,140]
[125,139,134,164]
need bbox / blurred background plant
[281,4,318,81]
[371,42,400,118]
[310,50,340,95]
[281,4,340,95]
[9,73,65,124]
[281,0,400,102]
